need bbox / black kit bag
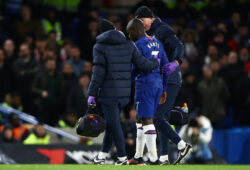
[169,106,189,126]
[76,104,105,137]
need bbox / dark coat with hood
[88,30,158,105]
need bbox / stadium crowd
[0,0,250,149]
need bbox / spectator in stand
[182,29,202,73]
[32,58,63,126]
[179,115,213,164]
[195,18,210,50]
[197,65,230,128]
[107,15,124,32]
[57,113,77,128]
[204,45,219,65]
[41,7,62,42]
[114,19,124,32]
[46,30,62,55]
[223,52,244,97]
[237,24,249,48]
[23,124,50,145]
[2,94,12,108]
[61,63,76,113]
[12,43,39,113]
[0,125,16,143]
[23,33,36,50]
[11,93,23,111]
[217,53,229,81]
[43,48,58,62]
[67,46,85,77]
[34,38,48,63]
[2,93,23,111]
[239,47,249,63]
[3,39,16,67]
[182,29,198,58]
[62,63,76,90]
[66,73,90,118]
[60,40,73,62]
[234,62,250,126]
[122,108,137,159]
[8,113,29,141]
[0,49,12,102]
[15,5,42,42]
[82,61,92,74]
[212,31,230,54]
[210,60,221,75]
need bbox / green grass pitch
[1,165,250,170]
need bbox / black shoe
[159,160,170,165]
[146,159,160,165]
[115,159,129,165]
[92,155,105,165]
[173,143,193,165]
[128,157,144,165]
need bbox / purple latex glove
[163,61,179,75]
[154,54,161,65]
[88,96,96,106]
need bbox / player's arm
[130,42,159,73]
[161,45,169,92]
[159,44,169,104]
[164,34,184,65]
[161,34,184,75]
[88,45,106,96]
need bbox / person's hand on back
[154,54,161,65]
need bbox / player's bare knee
[142,118,153,125]
[137,118,143,123]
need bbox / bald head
[126,18,145,42]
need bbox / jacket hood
[96,30,126,45]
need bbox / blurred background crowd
[0,0,249,159]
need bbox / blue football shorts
[134,87,163,118]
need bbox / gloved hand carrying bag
[76,104,105,137]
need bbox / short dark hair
[126,18,144,32]
[126,18,145,41]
